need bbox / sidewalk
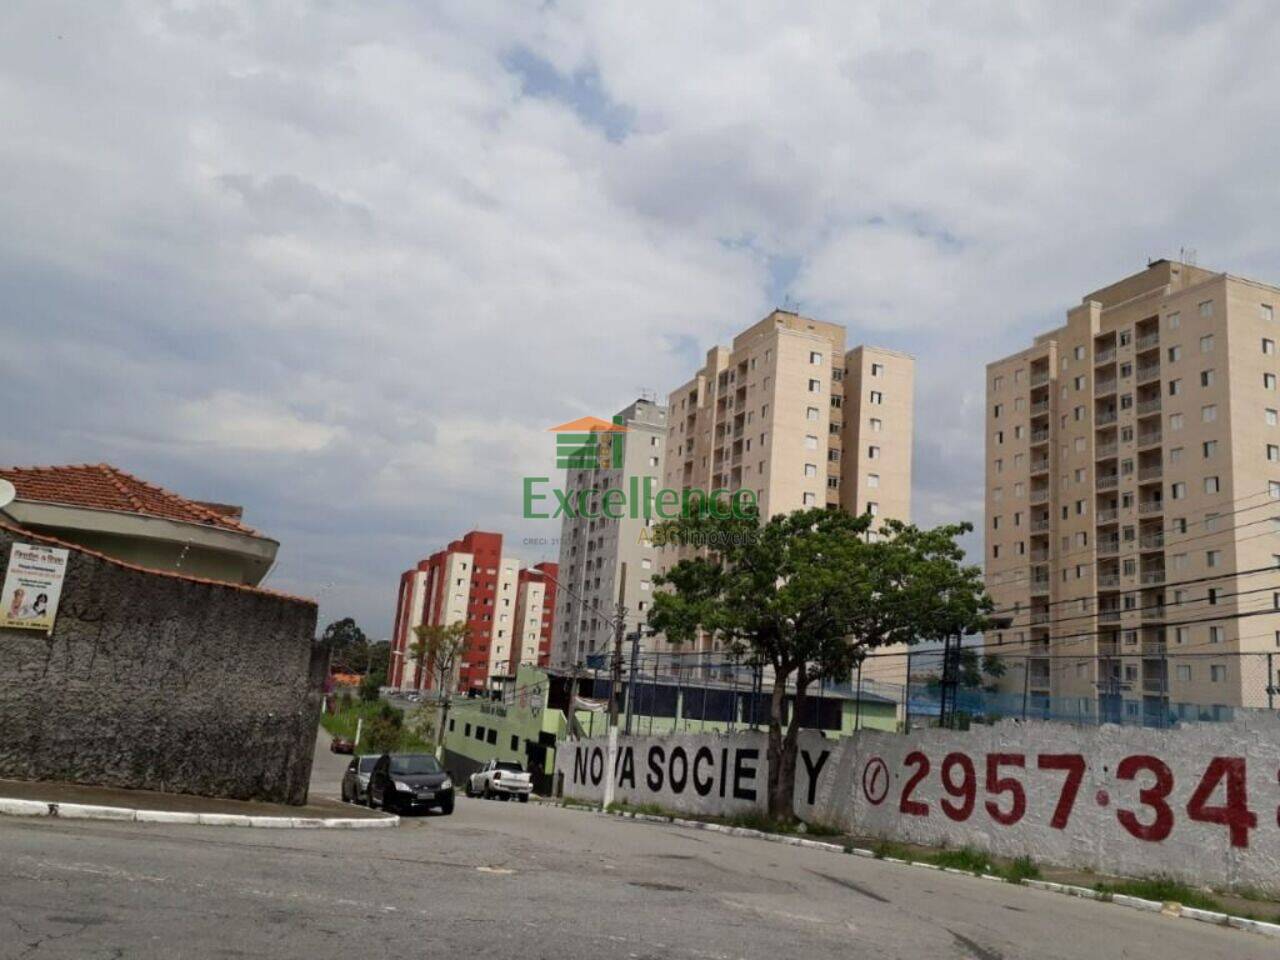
[0,730,397,828]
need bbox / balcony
[1098,574,1121,588]
[1096,410,1118,426]
[1096,442,1118,459]
[1031,518,1051,532]
[1099,609,1121,623]
[1030,611,1051,625]
[1139,501,1164,515]
[1138,465,1163,482]
[1030,548,1049,562]
[1142,605,1167,623]
[1095,347,1116,365]
[1098,538,1120,555]
[1137,397,1162,416]
[1096,474,1119,490]
[1097,508,1119,523]
[1095,378,1118,396]
[1031,399,1050,416]
[1137,430,1162,448]
[1140,533,1164,550]
[1031,428,1050,444]
[1030,457,1049,474]
[1030,578,1050,595]
[1136,364,1161,384]
[1141,569,1166,585]
[1030,370,1050,386]
[1030,489,1050,504]
[1136,332,1160,351]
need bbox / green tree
[650,509,990,822]
[411,621,470,753]
[363,702,404,753]
[321,617,370,674]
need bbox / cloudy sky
[4,1,1278,636]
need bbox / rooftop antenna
[1180,246,1197,267]
[637,387,657,404]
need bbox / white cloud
[3,1,1279,632]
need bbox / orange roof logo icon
[549,415,628,468]
[547,416,628,433]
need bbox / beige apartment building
[985,259,1280,722]
[660,309,915,665]
[551,398,667,669]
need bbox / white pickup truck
[466,759,532,802]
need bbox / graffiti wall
[556,715,1280,893]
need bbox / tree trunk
[436,696,450,759]
[766,663,795,821]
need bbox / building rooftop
[0,463,257,535]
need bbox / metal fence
[584,645,1280,731]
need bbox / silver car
[340,754,379,804]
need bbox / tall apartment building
[985,259,1280,721]
[550,399,668,669]
[660,309,915,664]
[389,530,522,693]
[510,562,558,673]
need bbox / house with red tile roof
[0,463,279,586]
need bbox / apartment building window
[1267,373,1278,391]
[1073,405,1085,421]
[1201,369,1215,387]
[1202,404,1217,423]
[1199,300,1213,319]
[806,406,819,421]
[1074,345,1086,360]
[1014,511,1022,526]
[992,375,1004,391]
[1171,481,1187,500]
[867,473,880,488]
[1168,311,1181,329]
[1173,517,1187,533]
[867,502,879,516]
[1074,375,1085,390]
[1269,409,1279,426]
[828,448,840,462]
[1262,304,1275,323]
[993,403,1002,418]
[871,363,884,376]
[1203,440,1217,458]
[1200,334,1214,352]
[830,395,842,409]
[870,390,883,404]
[867,445,881,460]
[1014,397,1024,412]
[993,487,1003,501]
[1176,626,1190,645]
[1207,549,1222,567]
[1120,330,1132,347]
[1265,338,1276,356]
[1120,362,1132,378]
[1170,412,1184,431]
[1074,436,1085,451]
[1075,499,1086,515]
[1169,447,1183,463]
[1168,378,1181,396]
[870,417,882,431]
[810,351,823,364]
[1176,664,1192,683]
[1167,345,1181,362]
[804,463,817,477]
[1210,664,1226,682]
[1074,467,1085,483]
[827,477,839,489]
[803,493,816,506]
[804,434,818,449]
[992,515,1000,530]
[1015,425,1024,438]
[1204,476,1220,494]
[1120,394,1133,411]
[1268,444,1279,462]
[808,378,821,392]
[1270,481,1280,500]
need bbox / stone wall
[557,715,1280,894]
[0,524,323,804]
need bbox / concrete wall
[558,716,1280,893]
[0,525,323,804]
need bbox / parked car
[465,759,532,802]
[367,753,454,815]
[330,736,355,754]
[340,754,379,804]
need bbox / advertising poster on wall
[1,542,70,633]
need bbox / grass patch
[607,801,669,818]
[871,840,912,860]
[927,847,992,874]
[320,699,433,754]
[999,856,1041,883]
[1093,877,1223,912]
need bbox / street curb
[0,796,400,829]
[539,800,1280,940]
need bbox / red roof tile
[0,463,259,536]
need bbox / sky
[4,1,1280,638]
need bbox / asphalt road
[1,791,1275,960]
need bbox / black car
[367,753,455,815]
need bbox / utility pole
[624,628,641,734]
[603,566,627,809]
[566,661,580,740]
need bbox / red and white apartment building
[389,530,557,693]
